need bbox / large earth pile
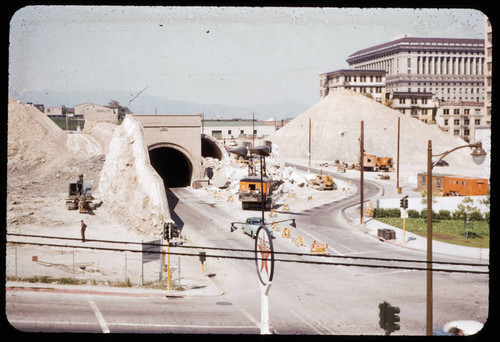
[7,97,104,181]
[7,98,168,237]
[269,90,484,177]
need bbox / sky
[8,6,487,113]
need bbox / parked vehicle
[433,320,483,336]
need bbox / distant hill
[9,90,310,120]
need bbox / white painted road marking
[87,295,110,333]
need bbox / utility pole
[308,118,311,167]
[360,121,364,225]
[252,113,255,148]
[397,117,401,193]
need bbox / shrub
[387,208,401,218]
[420,209,438,220]
[407,209,420,219]
[437,210,451,220]
[373,208,386,218]
[374,208,401,218]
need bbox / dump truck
[65,174,96,213]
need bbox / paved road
[160,180,488,335]
[6,166,489,335]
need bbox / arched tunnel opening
[149,147,192,188]
[201,135,223,160]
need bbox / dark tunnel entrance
[149,147,192,188]
[201,135,223,160]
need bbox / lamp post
[425,140,486,336]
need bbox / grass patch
[375,217,489,248]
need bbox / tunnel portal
[149,146,192,188]
[201,135,223,160]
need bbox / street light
[425,140,486,336]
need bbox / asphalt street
[6,165,489,335]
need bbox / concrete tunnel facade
[134,114,224,188]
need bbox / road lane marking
[289,309,323,334]
[356,269,415,277]
[290,308,337,335]
[87,295,110,333]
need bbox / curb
[6,275,225,298]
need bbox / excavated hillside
[7,98,168,238]
[269,90,484,177]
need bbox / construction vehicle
[361,154,379,171]
[238,176,273,210]
[357,154,394,172]
[65,174,96,213]
[378,157,394,172]
[231,145,274,210]
[311,171,337,190]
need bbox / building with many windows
[346,35,485,103]
[485,18,492,123]
[202,119,280,140]
[319,69,387,103]
[435,101,485,142]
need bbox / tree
[108,100,132,121]
[420,190,437,206]
[455,197,482,239]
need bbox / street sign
[142,239,161,264]
[255,225,274,286]
[401,209,408,218]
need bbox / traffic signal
[400,195,408,209]
[163,222,179,241]
[387,305,401,333]
[379,301,400,335]
[163,223,169,240]
[199,251,206,263]
[378,302,388,330]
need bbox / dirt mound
[7,97,109,182]
[269,90,479,175]
[8,97,70,178]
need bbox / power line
[6,234,489,275]
[7,233,488,267]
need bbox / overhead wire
[7,233,489,275]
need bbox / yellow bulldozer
[312,172,337,190]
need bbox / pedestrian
[81,220,87,242]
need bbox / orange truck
[359,154,393,172]
[378,157,394,172]
[238,176,273,210]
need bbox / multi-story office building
[435,101,485,142]
[390,91,436,123]
[319,69,387,103]
[346,35,485,103]
[485,18,492,123]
